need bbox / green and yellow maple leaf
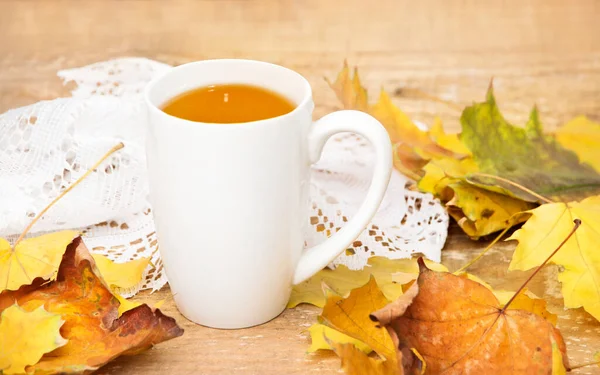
[460,87,600,202]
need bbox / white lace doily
[0,58,448,296]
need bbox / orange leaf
[326,60,369,112]
[0,237,183,374]
[371,259,568,374]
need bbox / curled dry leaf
[0,304,67,374]
[418,157,534,239]
[0,237,183,374]
[289,257,446,308]
[509,196,600,321]
[0,231,79,292]
[371,259,568,374]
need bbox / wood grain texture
[1,0,599,374]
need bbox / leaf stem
[469,173,554,204]
[567,359,600,371]
[500,219,581,313]
[454,225,511,274]
[15,142,125,245]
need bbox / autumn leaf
[371,259,568,374]
[326,60,368,112]
[555,116,600,173]
[332,342,402,375]
[114,293,143,316]
[494,288,557,325]
[319,277,397,360]
[0,230,79,292]
[418,158,533,238]
[508,196,600,321]
[327,62,459,178]
[460,87,600,202]
[92,254,151,292]
[446,182,533,239]
[0,304,67,374]
[307,323,372,354]
[289,257,447,308]
[319,277,423,374]
[0,237,183,374]
[428,118,471,156]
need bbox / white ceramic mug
[144,59,392,329]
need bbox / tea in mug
[161,84,295,123]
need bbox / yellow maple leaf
[289,257,447,308]
[307,323,372,354]
[509,196,600,320]
[327,62,458,179]
[332,342,402,375]
[326,60,368,112]
[115,293,166,316]
[320,276,396,360]
[428,118,471,156]
[114,293,143,316]
[555,116,600,173]
[0,304,67,374]
[0,230,79,292]
[91,254,150,292]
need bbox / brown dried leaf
[0,237,183,374]
[371,259,568,374]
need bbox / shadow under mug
[144,59,392,329]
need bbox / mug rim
[144,59,313,127]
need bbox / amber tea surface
[161,84,296,123]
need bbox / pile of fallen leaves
[287,62,600,374]
[326,61,600,321]
[0,145,183,374]
[293,233,581,373]
[0,232,183,374]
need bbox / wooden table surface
[1,1,599,374]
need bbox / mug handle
[293,110,393,284]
